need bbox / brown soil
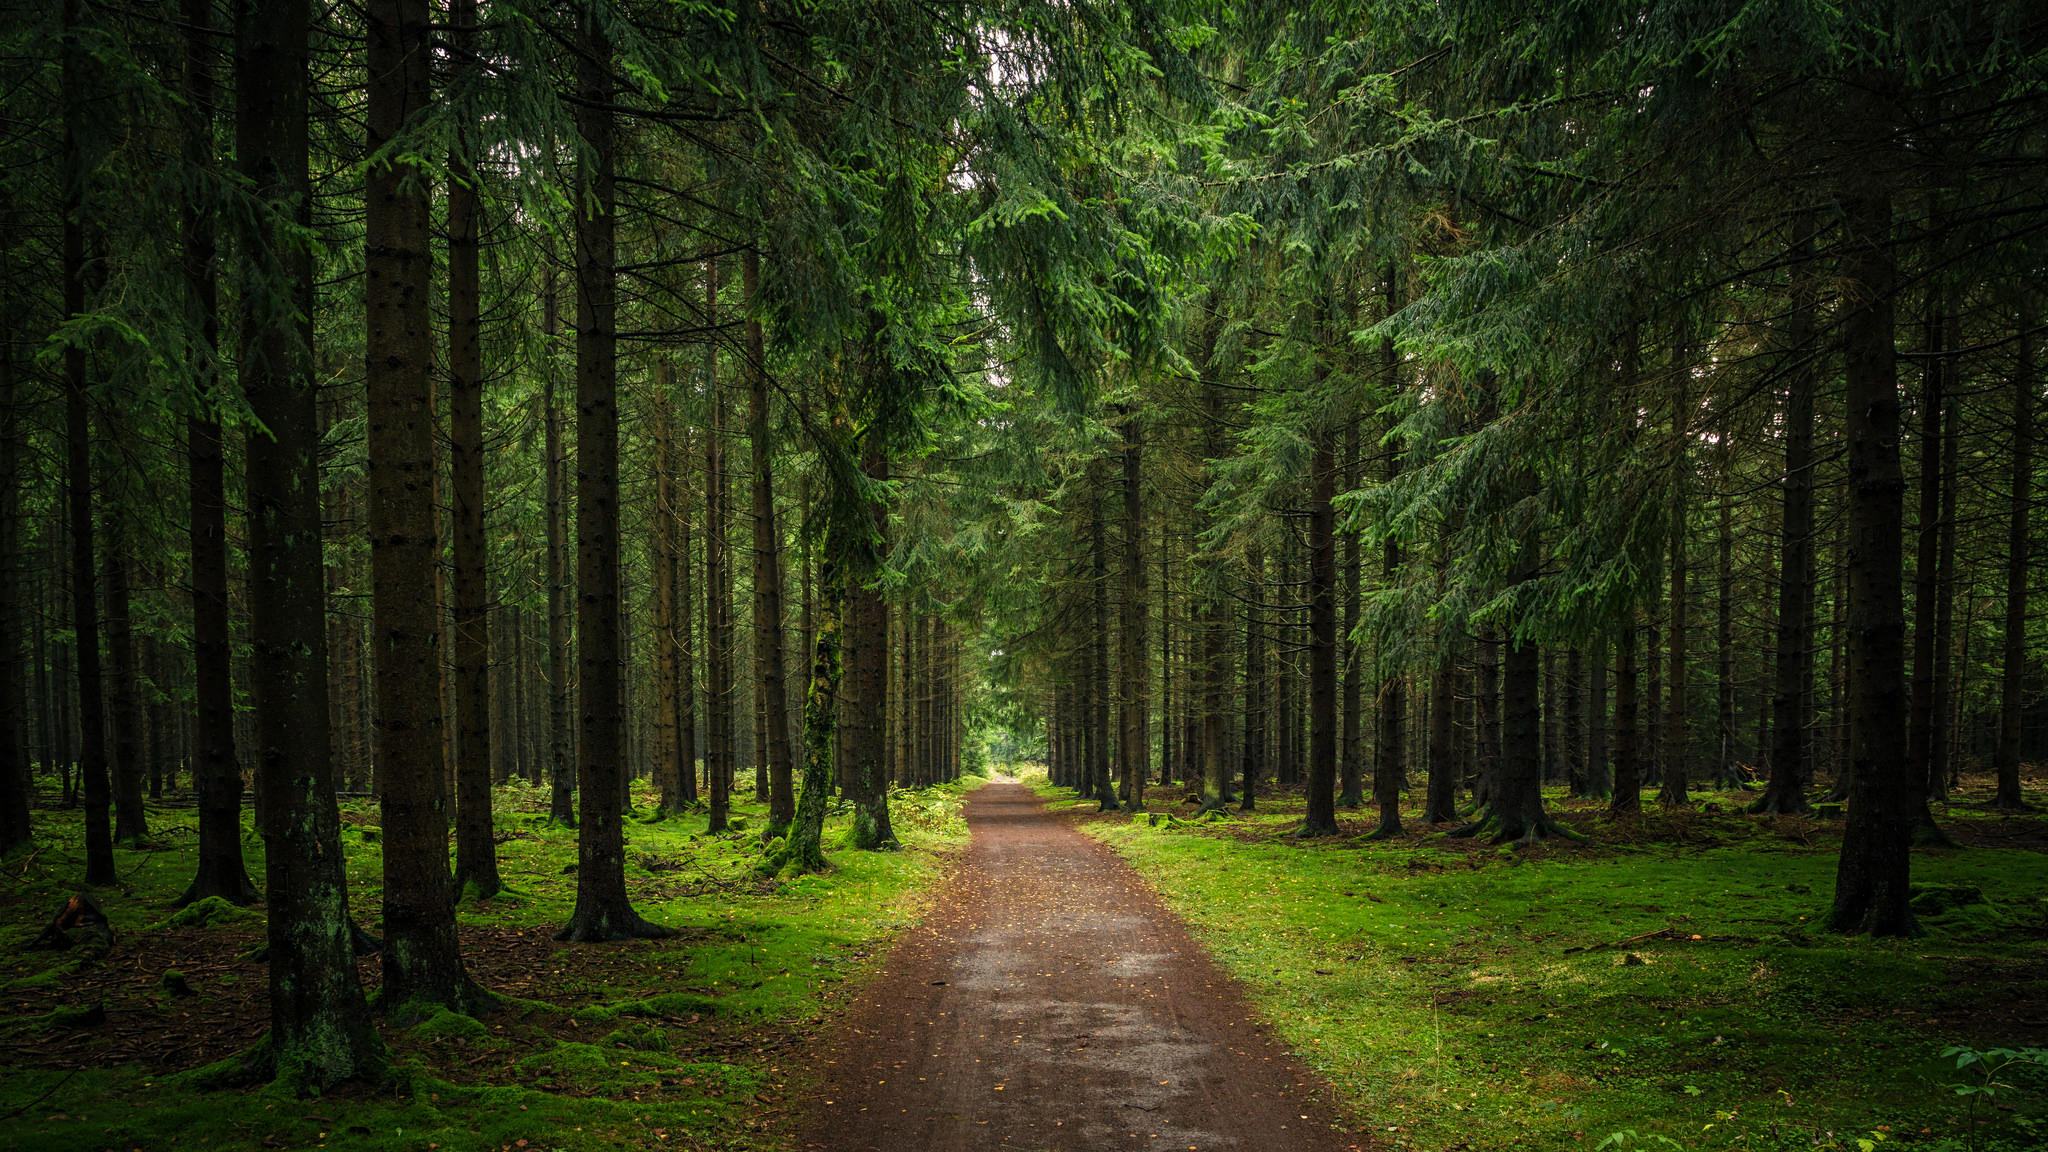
[797,781,1360,1152]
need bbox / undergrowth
[1027,771,2048,1152]
[0,775,983,1152]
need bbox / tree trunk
[1994,327,2033,810]
[447,0,498,901]
[104,512,147,844]
[1716,490,1739,788]
[1371,447,1404,836]
[1659,372,1691,807]
[1756,228,1818,815]
[0,258,27,855]
[237,0,384,1084]
[848,441,896,848]
[1089,472,1115,811]
[1476,625,1499,809]
[556,10,670,943]
[1587,631,1610,797]
[1303,427,1340,836]
[366,0,480,1009]
[1340,419,1363,809]
[1829,144,1916,936]
[1240,546,1264,811]
[744,252,794,833]
[651,364,683,812]
[62,0,113,887]
[1931,377,1957,799]
[1611,619,1640,814]
[543,272,575,827]
[1120,409,1149,812]
[704,260,732,834]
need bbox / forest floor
[797,779,1354,1152]
[0,774,985,1152]
[1030,770,2048,1152]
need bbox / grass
[1028,772,2048,1152]
[0,772,985,1152]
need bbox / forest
[1,1,2046,1150]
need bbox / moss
[408,1007,491,1045]
[153,896,261,931]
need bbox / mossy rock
[409,1006,491,1044]
[159,969,193,997]
[155,896,260,931]
[42,1002,105,1030]
[726,816,749,832]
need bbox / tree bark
[1120,409,1149,813]
[367,0,481,1008]
[704,261,732,834]
[1587,631,1611,797]
[1611,619,1640,814]
[1304,427,1340,836]
[1756,227,1818,815]
[848,441,896,848]
[1089,471,1115,811]
[651,363,683,812]
[236,0,384,1085]
[1339,419,1363,808]
[447,0,499,901]
[1658,370,1690,807]
[543,272,575,827]
[1994,327,2033,810]
[1829,135,1916,936]
[0,254,27,856]
[1370,445,1404,837]
[1240,546,1264,811]
[104,510,147,844]
[61,0,113,887]
[557,8,669,942]
[744,251,794,833]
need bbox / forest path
[796,780,1355,1152]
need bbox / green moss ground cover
[0,775,983,1152]
[1030,774,2048,1152]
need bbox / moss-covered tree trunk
[745,252,795,835]
[848,442,896,849]
[236,0,384,1085]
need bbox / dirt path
[797,781,1356,1152]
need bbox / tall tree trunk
[744,252,794,833]
[1830,131,1915,936]
[1611,618,1640,814]
[557,9,669,943]
[1564,647,1585,796]
[1197,345,1230,814]
[62,0,113,886]
[543,272,575,826]
[1339,419,1363,808]
[1370,442,1404,836]
[1931,380,1957,799]
[1120,409,1149,813]
[447,0,498,900]
[1304,426,1340,836]
[0,256,26,855]
[704,261,732,834]
[1716,489,1738,787]
[237,0,384,1084]
[1994,328,2033,810]
[104,512,147,843]
[1240,546,1264,810]
[651,363,683,812]
[848,440,896,848]
[1588,631,1611,797]
[367,0,480,1009]
[676,433,699,806]
[1659,368,1691,807]
[1756,227,1818,815]
[1089,472,1115,812]
[1476,625,1499,809]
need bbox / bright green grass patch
[0,775,982,1152]
[1026,772,2048,1152]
